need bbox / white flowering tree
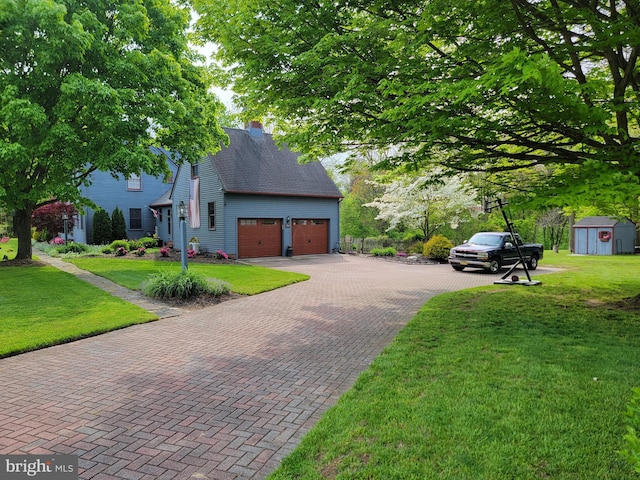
[365,170,477,240]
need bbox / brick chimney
[246,121,264,138]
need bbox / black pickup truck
[448,232,544,273]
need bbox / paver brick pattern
[0,255,529,479]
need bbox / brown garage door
[292,219,329,255]
[238,218,282,258]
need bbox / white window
[127,173,141,191]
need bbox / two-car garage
[237,218,329,259]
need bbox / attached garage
[292,219,329,255]
[172,124,342,259]
[238,218,283,258]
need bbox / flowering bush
[159,246,171,257]
[135,247,146,256]
[215,249,229,260]
[397,252,407,257]
[50,237,65,245]
[115,246,128,256]
[187,249,197,258]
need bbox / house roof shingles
[209,128,343,199]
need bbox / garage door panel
[292,219,328,255]
[238,218,282,258]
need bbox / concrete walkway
[0,255,547,479]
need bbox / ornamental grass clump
[143,270,231,300]
[371,247,397,257]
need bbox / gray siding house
[154,123,343,258]
[74,147,179,244]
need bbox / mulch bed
[365,253,443,265]
[159,291,245,309]
[0,259,48,267]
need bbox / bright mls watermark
[0,455,77,479]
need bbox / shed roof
[573,216,626,227]
[207,128,343,199]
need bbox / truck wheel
[527,255,539,270]
[452,265,465,271]
[487,259,501,274]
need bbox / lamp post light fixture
[61,211,69,245]
[178,200,188,272]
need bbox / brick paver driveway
[0,255,548,479]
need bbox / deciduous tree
[365,170,477,240]
[195,0,640,205]
[1,0,227,259]
[32,202,76,241]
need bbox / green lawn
[268,252,640,480]
[0,237,18,260]
[0,245,308,358]
[65,257,309,295]
[0,263,157,358]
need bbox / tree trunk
[13,207,33,260]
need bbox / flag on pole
[189,178,200,228]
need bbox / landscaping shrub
[406,241,425,254]
[142,270,231,300]
[56,243,89,254]
[159,246,171,257]
[128,239,142,250]
[138,236,158,248]
[622,387,640,473]
[134,247,146,256]
[101,246,113,254]
[92,209,112,244]
[34,228,49,242]
[423,234,454,260]
[371,247,397,257]
[32,202,77,242]
[111,207,127,240]
[109,239,129,251]
[115,246,128,256]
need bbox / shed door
[238,218,282,258]
[292,219,329,255]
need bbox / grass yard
[65,257,309,295]
[0,237,17,260]
[268,252,640,480]
[0,263,157,358]
[0,244,308,358]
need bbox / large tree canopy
[195,0,640,204]
[0,0,227,259]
